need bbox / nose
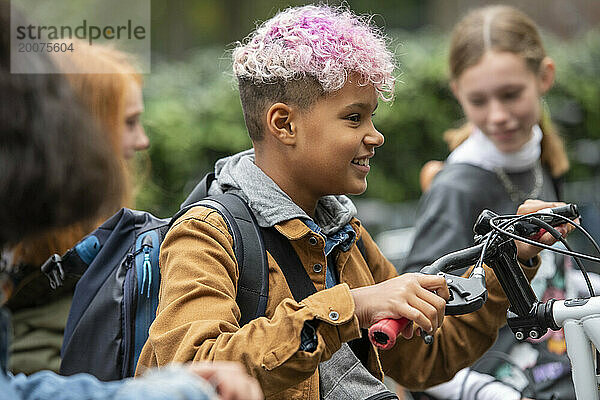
[135,127,150,152]
[364,125,384,148]
[488,99,510,125]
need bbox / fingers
[515,200,578,260]
[417,274,450,301]
[217,375,264,400]
[405,296,438,333]
[517,200,578,238]
[400,320,414,340]
[517,199,564,215]
[187,360,238,380]
[416,274,448,291]
[415,274,448,329]
[396,301,442,340]
[538,229,563,245]
[537,221,576,244]
[418,286,447,329]
[392,285,446,334]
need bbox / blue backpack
[43,173,269,381]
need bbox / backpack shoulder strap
[261,227,316,302]
[262,228,373,366]
[172,192,269,326]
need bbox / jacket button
[308,236,318,245]
[328,311,339,321]
[313,263,323,273]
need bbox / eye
[126,115,139,129]
[501,90,522,101]
[468,97,486,107]
[345,113,361,123]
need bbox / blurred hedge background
[135,0,600,234]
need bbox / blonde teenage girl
[404,5,573,400]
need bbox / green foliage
[544,30,600,181]
[137,30,600,216]
[137,49,251,215]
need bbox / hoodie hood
[207,149,357,234]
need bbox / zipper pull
[41,254,65,289]
[141,235,153,298]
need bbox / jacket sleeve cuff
[301,283,361,352]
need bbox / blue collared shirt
[303,220,356,289]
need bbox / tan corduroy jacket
[136,206,539,399]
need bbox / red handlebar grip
[529,228,546,241]
[368,317,410,350]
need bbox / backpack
[43,173,269,381]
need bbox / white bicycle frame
[553,296,600,399]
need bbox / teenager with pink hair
[137,5,566,399]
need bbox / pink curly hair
[232,4,396,100]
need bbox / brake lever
[418,272,488,344]
[443,273,488,315]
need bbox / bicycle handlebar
[368,204,580,350]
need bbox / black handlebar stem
[474,205,581,340]
[484,236,538,317]
[470,230,557,340]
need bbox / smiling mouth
[492,128,518,138]
[351,158,370,167]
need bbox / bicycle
[368,204,600,399]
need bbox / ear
[450,80,460,101]
[266,102,296,145]
[538,57,555,95]
[450,79,468,109]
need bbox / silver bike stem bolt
[515,331,525,340]
[529,330,539,339]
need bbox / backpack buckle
[41,254,65,289]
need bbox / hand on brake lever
[351,273,449,339]
[514,199,578,261]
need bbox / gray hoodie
[208,149,357,234]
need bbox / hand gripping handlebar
[368,245,486,349]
